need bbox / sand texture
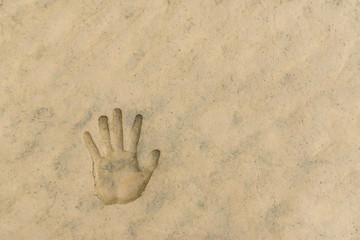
[1,0,360,239]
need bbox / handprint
[83,108,160,205]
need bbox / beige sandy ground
[1,0,360,239]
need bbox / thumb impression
[142,149,160,174]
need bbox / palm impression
[83,108,160,205]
